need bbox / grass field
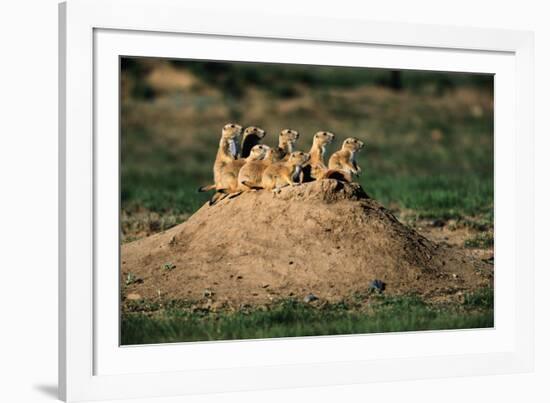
[121,290,494,344]
[120,58,494,343]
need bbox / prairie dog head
[288,151,311,167]
[222,123,243,139]
[279,129,300,151]
[313,131,335,147]
[341,137,364,152]
[243,126,267,140]
[248,144,270,160]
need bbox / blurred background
[121,57,493,244]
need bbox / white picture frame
[59,0,534,401]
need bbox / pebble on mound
[121,180,493,306]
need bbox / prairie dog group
[199,123,365,204]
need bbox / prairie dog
[272,129,299,161]
[302,131,335,181]
[198,123,242,193]
[237,145,272,191]
[240,126,267,158]
[328,137,364,176]
[261,151,311,193]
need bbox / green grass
[360,174,493,219]
[463,287,494,309]
[464,232,494,248]
[121,293,494,345]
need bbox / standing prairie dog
[198,123,242,193]
[302,131,335,181]
[328,137,364,177]
[261,151,311,193]
[240,126,267,158]
[237,145,272,191]
[272,129,299,161]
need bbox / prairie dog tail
[198,183,216,193]
[209,191,229,206]
[241,180,264,190]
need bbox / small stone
[126,293,141,301]
[303,293,318,303]
[368,279,386,293]
[203,289,214,298]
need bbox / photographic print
[120,57,494,345]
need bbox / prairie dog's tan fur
[198,125,268,202]
[261,151,311,193]
[328,137,364,177]
[237,145,272,191]
[198,123,242,193]
[272,129,299,161]
[240,126,267,158]
[303,131,335,181]
[216,127,268,194]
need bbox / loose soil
[121,180,493,308]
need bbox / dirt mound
[121,180,492,307]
